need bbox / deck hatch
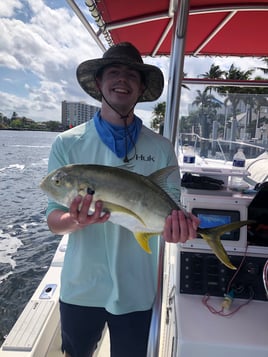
[2,300,54,351]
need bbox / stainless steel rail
[146,238,165,357]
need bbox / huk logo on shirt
[135,154,155,162]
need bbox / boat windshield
[177,85,268,157]
[176,83,268,186]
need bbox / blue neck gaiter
[93,110,142,159]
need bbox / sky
[0,0,266,128]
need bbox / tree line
[0,112,63,131]
[150,60,268,148]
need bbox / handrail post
[146,237,165,357]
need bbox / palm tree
[202,64,226,80]
[151,102,166,133]
[250,76,268,137]
[217,64,254,158]
[201,64,226,94]
[256,58,268,74]
[192,89,222,156]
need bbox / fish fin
[134,232,159,254]
[200,233,237,270]
[102,202,146,226]
[198,220,254,270]
[148,166,178,188]
[148,166,181,204]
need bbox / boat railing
[146,237,165,357]
[177,132,267,161]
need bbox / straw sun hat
[76,42,164,103]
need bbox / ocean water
[0,130,60,343]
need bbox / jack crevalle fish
[40,164,253,270]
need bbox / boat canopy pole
[65,0,106,52]
[164,0,190,145]
[147,2,190,356]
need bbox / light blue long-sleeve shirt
[46,118,180,314]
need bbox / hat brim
[76,58,164,102]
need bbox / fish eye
[52,170,67,185]
[53,177,61,186]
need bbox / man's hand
[69,194,110,226]
[163,210,200,244]
[47,194,110,235]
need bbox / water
[0,130,61,343]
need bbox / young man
[46,42,199,357]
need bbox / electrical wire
[202,288,254,317]
[202,245,255,316]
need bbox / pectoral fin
[103,202,145,226]
[134,232,160,254]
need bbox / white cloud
[0,91,32,117]
[0,0,104,121]
[0,52,22,69]
[0,0,22,17]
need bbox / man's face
[96,64,145,111]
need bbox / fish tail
[198,220,255,270]
[134,232,160,254]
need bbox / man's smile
[113,87,130,94]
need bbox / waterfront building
[61,100,99,129]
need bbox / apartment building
[61,100,100,129]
